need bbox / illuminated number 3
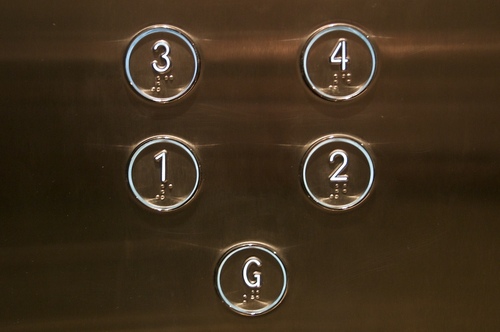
[151,40,172,74]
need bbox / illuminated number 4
[330,39,349,71]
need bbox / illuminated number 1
[154,150,168,183]
[330,39,349,71]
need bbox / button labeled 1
[216,244,288,316]
[301,135,374,210]
[125,25,200,103]
[128,136,200,212]
[301,24,376,101]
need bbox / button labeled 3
[125,25,200,103]
[127,136,200,212]
[301,24,376,101]
[216,244,287,316]
[301,135,375,210]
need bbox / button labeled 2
[301,24,376,101]
[127,136,200,212]
[301,135,374,210]
[125,25,200,103]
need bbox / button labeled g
[243,257,262,288]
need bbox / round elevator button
[125,25,200,103]
[301,135,374,210]
[127,136,200,212]
[301,24,376,101]
[216,243,288,316]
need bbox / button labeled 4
[302,23,376,101]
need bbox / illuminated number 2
[154,150,168,183]
[329,149,349,183]
[151,40,172,74]
[330,39,349,71]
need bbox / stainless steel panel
[1,1,499,330]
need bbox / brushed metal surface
[1,1,499,331]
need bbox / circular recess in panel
[301,135,374,211]
[301,24,376,101]
[125,25,200,103]
[128,136,200,212]
[216,243,288,316]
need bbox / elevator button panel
[216,243,288,316]
[127,136,200,212]
[125,25,200,103]
[301,24,376,101]
[301,135,375,210]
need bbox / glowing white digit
[330,39,349,71]
[329,149,349,183]
[151,40,171,74]
[154,150,168,183]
